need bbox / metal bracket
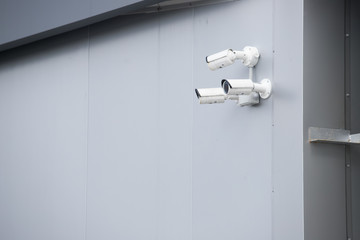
[309,127,360,145]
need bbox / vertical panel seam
[345,0,352,238]
[84,25,90,240]
[271,1,276,240]
[191,8,195,240]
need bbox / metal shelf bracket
[309,127,360,145]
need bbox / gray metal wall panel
[191,1,273,239]
[350,0,360,239]
[0,29,88,240]
[0,1,307,239]
[157,11,193,240]
[86,11,194,240]
[85,1,275,239]
[86,15,160,240]
[272,1,304,240]
[304,0,346,239]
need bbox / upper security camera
[206,46,260,70]
[195,88,226,104]
[221,78,272,99]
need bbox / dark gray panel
[350,0,360,239]
[0,0,89,51]
[0,29,88,240]
[90,0,139,14]
[0,0,89,43]
[304,0,346,240]
[0,0,162,52]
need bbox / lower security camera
[195,88,226,104]
[221,78,272,99]
[221,79,254,95]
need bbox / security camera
[206,49,237,71]
[206,46,260,70]
[195,88,226,104]
[221,78,272,99]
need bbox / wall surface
[272,0,304,240]
[0,29,89,240]
[0,0,305,239]
[303,0,347,240]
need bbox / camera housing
[206,49,237,70]
[206,46,260,70]
[221,79,254,95]
[195,88,226,104]
[221,78,272,99]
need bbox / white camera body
[222,78,272,99]
[206,49,237,70]
[221,79,254,95]
[206,46,260,70]
[195,88,226,104]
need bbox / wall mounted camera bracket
[194,46,272,106]
[237,92,260,106]
[309,127,360,145]
[241,46,260,68]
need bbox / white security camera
[206,46,260,70]
[195,88,226,104]
[221,78,272,99]
[221,79,254,95]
